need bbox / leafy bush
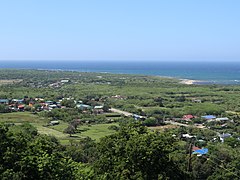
[143,117,158,126]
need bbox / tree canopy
[94,123,186,179]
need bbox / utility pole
[187,139,193,172]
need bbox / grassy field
[0,79,22,85]
[0,112,118,144]
[48,121,118,141]
[0,112,176,145]
[0,112,48,123]
[78,123,118,140]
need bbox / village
[0,92,238,156]
[0,69,240,178]
[1,0,240,178]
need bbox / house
[111,95,125,99]
[29,101,35,107]
[94,105,104,109]
[133,114,146,120]
[93,105,104,114]
[61,79,70,83]
[182,114,196,120]
[49,104,58,109]
[216,117,229,121]
[49,120,60,126]
[219,133,231,142]
[76,104,91,110]
[192,148,208,156]
[182,134,195,138]
[12,99,24,104]
[18,105,25,111]
[0,99,9,104]
[192,99,202,103]
[56,102,61,107]
[192,146,201,151]
[221,124,227,128]
[45,101,54,105]
[201,115,216,120]
[35,98,44,102]
[49,82,61,88]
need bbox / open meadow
[0,112,118,144]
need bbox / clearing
[0,112,118,144]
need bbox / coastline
[0,67,237,85]
[0,61,240,85]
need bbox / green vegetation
[0,112,118,143]
[0,123,78,179]
[0,69,240,179]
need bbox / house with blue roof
[219,133,231,142]
[201,115,216,120]
[0,99,9,104]
[12,99,24,104]
[192,148,208,156]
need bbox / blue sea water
[0,61,240,85]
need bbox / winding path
[110,108,133,117]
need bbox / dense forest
[0,69,240,179]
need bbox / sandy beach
[179,79,202,85]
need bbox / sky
[0,0,240,61]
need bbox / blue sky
[0,0,240,61]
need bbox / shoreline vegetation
[43,69,208,85]
[0,68,209,86]
[0,67,237,85]
[2,61,240,85]
[38,69,208,85]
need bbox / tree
[61,99,75,108]
[70,119,81,130]
[154,97,164,107]
[103,104,110,112]
[224,137,240,148]
[191,143,240,179]
[0,123,80,180]
[94,123,186,179]
[143,117,158,126]
[175,95,186,102]
[64,125,75,137]
[0,104,10,113]
[66,137,97,163]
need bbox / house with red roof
[18,105,25,111]
[192,146,201,151]
[182,114,196,121]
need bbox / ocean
[0,61,240,85]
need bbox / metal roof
[201,115,216,119]
[193,148,208,155]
